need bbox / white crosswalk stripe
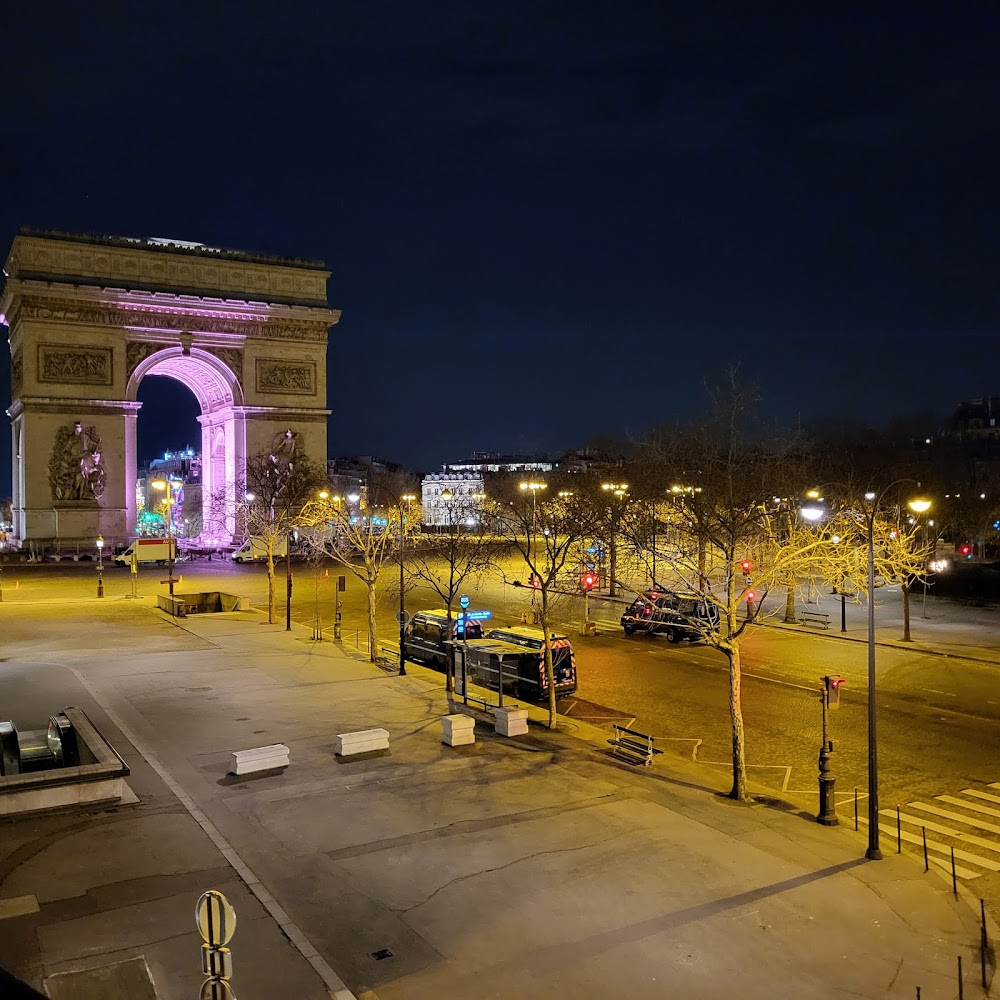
[869,781,1000,882]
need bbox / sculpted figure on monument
[49,422,107,501]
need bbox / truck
[620,590,719,642]
[231,536,287,563]
[114,538,177,566]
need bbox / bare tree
[300,489,416,661]
[486,484,595,728]
[207,449,324,624]
[405,492,496,692]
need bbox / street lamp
[96,535,104,598]
[519,481,547,617]
[150,478,178,595]
[397,493,416,676]
[601,482,628,597]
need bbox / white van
[231,536,287,563]
[114,538,177,566]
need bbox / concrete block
[335,729,390,756]
[441,715,476,746]
[231,744,290,775]
[494,707,529,737]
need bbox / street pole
[96,535,104,598]
[167,482,175,596]
[285,528,292,631]
[651,502,657,589]
[398,497,408,676]
[866,504,882,860]
[817,678,838,825]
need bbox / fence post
[922,827,928,872]
[854,787,858,831]
[957,954,963,1000]
[896,805,902,853]
[951,847,958,897]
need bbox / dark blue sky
[2,3,999,488]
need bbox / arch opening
[126,348,246,544]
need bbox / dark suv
[403,610,485,670]
[620,591,718,643]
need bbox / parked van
[114,538,177,567]
[231,536,288,563]
[620,590,719,642]
[403,610,485,670]
[461,625,577,700]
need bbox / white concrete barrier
[335,728,390,756]
[230,744,290,775]
[494,706,529,737]
[441,714,475,747]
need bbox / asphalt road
[5,555,1000,898]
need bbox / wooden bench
[799,610,831,630]
[608,725,663,767]
[335,728,390,756]
[230,744,289,775]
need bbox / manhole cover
[370,949,394,961]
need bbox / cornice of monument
[4,230,335,309]
[2,282,339,343]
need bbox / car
[403,610,485,669]
[620,590,719,642]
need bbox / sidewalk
[0,599,994,998]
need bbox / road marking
[906,801,1000,838]
[859,817,994,873]
[884,809,1000,865]
[937,794,1000,820]
[963,789,1000,806]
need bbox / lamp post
[96,535,104,598]
[519,481,547,617]
[150,478,177,595]
[601,482,628,597]
[397,493,416,676]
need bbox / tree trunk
[266,546,275,624]
[901,580,911,642]
[783,578,796,623]
[727,641,750,801]
[541,588,556,729]
[697,536,707,592]
[367,579,378,662]
[609,526,618,597]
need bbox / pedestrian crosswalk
[860,782,1000,880]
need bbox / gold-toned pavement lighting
[601,482,628,597]
[95,534,104,598]
[150,478,178,596]
[397,493,417,676]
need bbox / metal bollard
[981,898,988,989]
[957,954,963,1000]
[922,827,928,872]
[854,787,858,831]
[951,847,958,897]
[896,805,901,853]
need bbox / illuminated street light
[397,493,417,676]
[150,478,179,596]
[601,482,629,597]
[95,535,104,598]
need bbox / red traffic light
[581,572,596,591]
[530,574,541,589]
[960,544,972,557]
[740,560,752,573]
[746,591,756,602]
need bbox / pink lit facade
[2,231,339,549]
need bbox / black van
[620,591,719,642]
[463,625,578,701]
[403,610,485,670]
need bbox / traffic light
[581,571,596,591]
[823,675,845,709]
[746,590,756,603]
[740,559,753,585]
[960,544,973,559]
[530,574,541,589]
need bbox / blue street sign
[464,609,492,621]
[459,594,471,609]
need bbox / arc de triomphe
[2,230,340,549]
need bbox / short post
[957,954,964,1000]
[922,827,928,871]
[951,846,958,896]
[896,805,902,853]
[854,787,858,831]
[96,535,105,598]
[840,592,847,632]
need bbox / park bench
[335,728,390,756]
[230,744,289,775]
[799,610,831,630]
[608,724,663,767]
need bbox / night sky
[2,4,998,491]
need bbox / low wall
[157,592,250,616]
[0,708,130,816]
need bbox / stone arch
[125,347,247,541]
